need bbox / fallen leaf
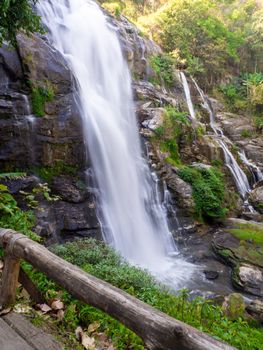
[14,304,32,314]
[75,326,84,341]
[88,321,100,334]
[0,260,4,269]
[36,303,52,314]
[51,299,64,311]
[82,334,96,350]
[0,307,11,316]
[56,309,65,321]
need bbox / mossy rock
[222,293,246,319]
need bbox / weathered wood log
[19,268,45,304]
[0,229,236,350]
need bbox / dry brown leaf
[81,334,96,350]
[56,309,65,321]
[0,307,11,316]
[88,321,100,334]
[75,326,84,341]
[51,299,64,311]
[36,303,52,314]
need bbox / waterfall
[179,72,196,120]
[38,0,195,286]
[239,151,263,183]
[192,78,251,200]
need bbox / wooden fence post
[0,230,21,309]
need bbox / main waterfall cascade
[38,0,195,286]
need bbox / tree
[0,0,42,46]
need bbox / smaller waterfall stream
[179,72,196,121]
[239,151,263,183]
[191,78,252,200]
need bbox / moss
[34,160,79,183]
[228,228,263,244]
[31,82,55,117]
[151,105,190,166]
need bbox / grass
[228,223,263,244]
[20,239,263,350]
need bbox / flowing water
[239,151,263,183]
[179,72,196,121]
[191,78,252,200]
[38,0,195,287]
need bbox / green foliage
[0,0,43,46]
[144,0,242,83]
[34,160,78,183]
[0,184,40,241]
[23,239,263,350]
[153,106,190,166]
[0,172,27,180]
[219,72,263,114]
[241,129,252,138]
[31,84,55,117]
[150,54,175,86]
[178,166,227,221]
[228,223,263,244]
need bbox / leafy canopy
[0,0,42,46]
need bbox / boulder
[249,186,263,213]
[246,299,263,322]
[165,171,195,214]
[203,270,219,280]
[233,264,263,297]
[141,108,165,131]
[51,176,89,203]
[222,293,246,319]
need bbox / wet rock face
[109,15,161,79]
[0,34,85,171]
[217,111,263,171]
[17,33,72,95]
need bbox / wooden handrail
[0,229,236,350]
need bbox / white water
[179,72,196,120]
[38,0,195,286]
[239,151,263,183]
[192,78,251,199]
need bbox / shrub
[150,54,175,87]
[178,166,227,221]
[0,183,40,241]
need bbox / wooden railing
[0,229,236,350]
